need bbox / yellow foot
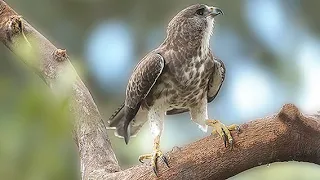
[205,119,240,149]
[139,149,169,176]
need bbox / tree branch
[1,1,319,180]
[0,1,120,179]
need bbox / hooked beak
[208,6,224,17]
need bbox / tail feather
[107,103,140,144]
[108,103,125,128]
[116,117,131,144]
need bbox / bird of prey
[107,4,239,175]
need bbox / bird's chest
[146,56,213,108]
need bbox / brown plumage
[107,4,228,175]
[107,4,225,144]
[108,4,225,147]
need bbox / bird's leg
[205,119,240,149]
[138,107,169,176]
[138,135,169,176]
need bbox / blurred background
[0,0,320,179]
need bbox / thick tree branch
[1,1,320,180]
[97,104,320,180]
[0,1,120,179]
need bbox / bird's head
[166,4,223,50]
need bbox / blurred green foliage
[0,67,78,180]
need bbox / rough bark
[0,1,120,179]
[0,1,319,180]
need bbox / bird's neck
[201,20,214,54]
[162,34,210,56]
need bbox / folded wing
[107,53,165,144]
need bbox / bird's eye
[196,8,205,16]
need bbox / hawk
[107,4,238,175]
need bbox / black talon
[221,128,227,147]
[229,139,234,150]
[161,155,170,168]
[236,126,241,133]
[139,159,144,163]
[153,166,158,177]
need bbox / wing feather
[207,58,225,103]
[126,53,165,109]
[166,108,189,115]
[107,52,165,143]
